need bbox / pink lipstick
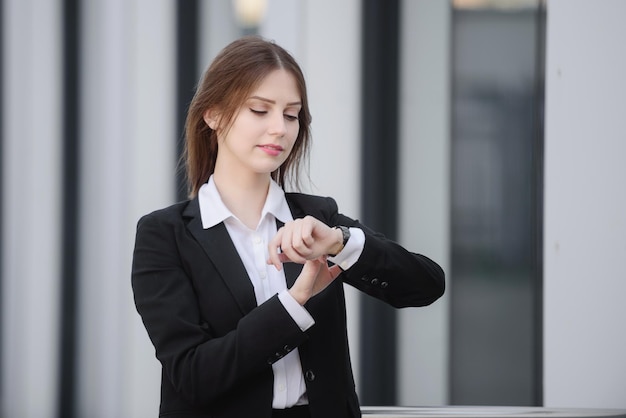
[258,144,284,156]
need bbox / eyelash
[250,109,299,121]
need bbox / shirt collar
[198,175,293,229]
[264,178,293,224]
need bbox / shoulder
[284,192,336,208]
[136,199,195,229]
[284,192,339,223]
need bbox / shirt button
[259,271,267,279]
[253,235,262,244]
[278,383,286,392]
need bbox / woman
[131,36,445,418]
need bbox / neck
[212,171,271,229]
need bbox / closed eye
[284,114,299,121]
[250,109,267,115]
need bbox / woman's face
[211,69,302,179]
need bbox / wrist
[288,287,310,305]
[328,226,350,256]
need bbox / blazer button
[304,370,315,382]
[371,278,379,286]
[380,281,388,288]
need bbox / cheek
[287,130,299,151]
[288,123,300,141]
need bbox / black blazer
[131,193,445,418]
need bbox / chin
[255,161,286,174]
[252,166,282,176]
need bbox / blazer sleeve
[296,194,445,308]
[131,209,308,407]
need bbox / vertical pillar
[76,1,175,416]
[175,0,199,200]
[58,0,80,415]
[359,0,400,405]
[397,0,451,406]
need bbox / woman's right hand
[288,257,342,305]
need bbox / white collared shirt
[198,175,364,408]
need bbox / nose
[268,113,287,137]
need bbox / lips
[258,144,284,156]
[259,144,284,151]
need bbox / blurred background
[1,0,625,417]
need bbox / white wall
[543,0,626,408]
[1,1,62,416]
[398,0,451,406]
[76,1,175,416]
[296,0,364,389]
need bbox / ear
[203,109,219,130]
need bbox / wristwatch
[329,226,350,256]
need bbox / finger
[281,246,308,264]
[301,258,322,279]
[277,253,291,263]
[281,225,308,264]
[289,218,317,260]
[267,252,292,264]
[300,217,315,247]
[293,219,314,256]
[293,259,323,294]
[290,219,305,252]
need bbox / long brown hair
[183,36,312,198]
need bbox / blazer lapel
[181,195,311,313]
[184,199,257,315]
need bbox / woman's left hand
[288,257,343,305]
[267,215,343,271]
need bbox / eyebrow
[249,95,302,107]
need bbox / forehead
[250,69,301,102]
